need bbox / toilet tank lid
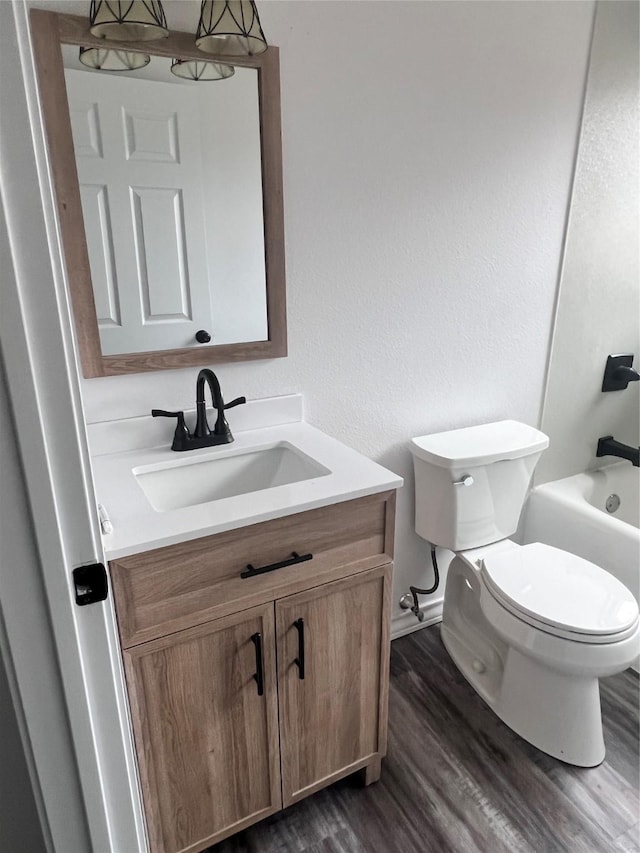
[410,420,549,468]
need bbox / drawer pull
[251,632,264,696]
[240,551,313,579]
[294,618,305,680]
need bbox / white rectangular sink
[134,442,331,512]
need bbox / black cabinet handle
[195,329,211,344]
[251,633,264,696]
[240,551,312,579]
[294,618,305,680]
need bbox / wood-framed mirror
[29,9,286,377]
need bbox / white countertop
[91,421,403,560]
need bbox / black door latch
[73,563,108,606]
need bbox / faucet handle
[212,397,246,438]
[223,396,247,411]
[151,409,190,451]
[152,409,184,419]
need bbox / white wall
[537,0,640,484]
[73,0,595,630]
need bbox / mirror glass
[61,46,267,356]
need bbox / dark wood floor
[211,625,640,853]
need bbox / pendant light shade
[89,1,169,42]
[79,46,151,70]
[170,58,235,81]
[196,1,267,57]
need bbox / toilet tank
[410,420,549,551]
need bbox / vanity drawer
[110,491,395,647]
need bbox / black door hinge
[73,563,108,606]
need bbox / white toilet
[410,420,639,767]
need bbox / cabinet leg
[361,756,382,786]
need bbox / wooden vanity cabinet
[111,492,395,853]
[123,605,282,853]
[276,568,390,806]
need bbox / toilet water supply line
[400,546,440,622]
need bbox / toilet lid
[480,543,639,637]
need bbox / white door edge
[1,3,147,851]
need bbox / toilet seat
[480,543,639,644]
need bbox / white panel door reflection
[67,70,213,355]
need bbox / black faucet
[152,368,246,451]
[596,435,640,467]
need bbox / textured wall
[74,1,594,628]
[538,0,640,484]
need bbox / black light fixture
[89,1,169,41]
[79,46,151,70]
[196,1,268,57]
[170,58,235,81]
[83,0,262,81]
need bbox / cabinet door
[123,604,281,853]
[276,564,391,806]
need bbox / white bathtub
[523,463,639,602]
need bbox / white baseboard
[391,598,442,641]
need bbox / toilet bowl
[442,540,638,766]
[410,421,640,767]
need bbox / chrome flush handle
[453,474,474,486]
